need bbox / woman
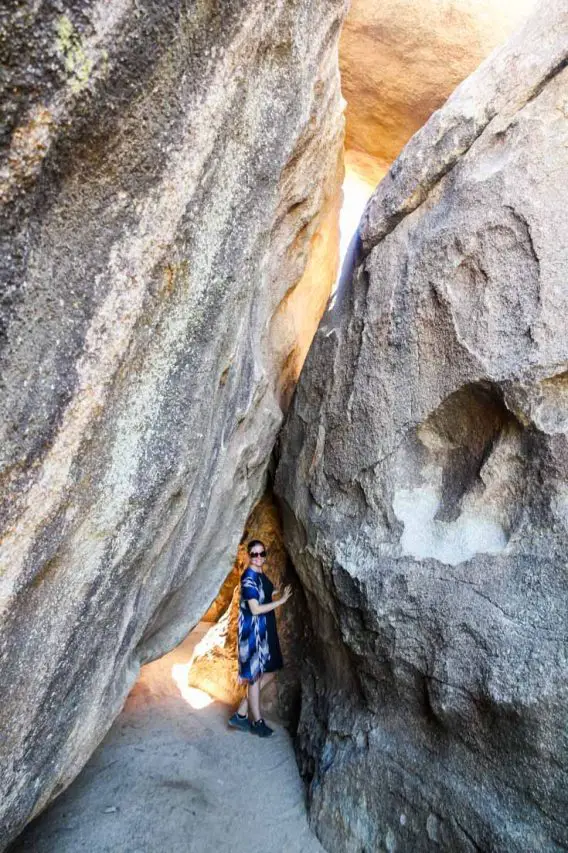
[228,539,292,737]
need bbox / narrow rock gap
[2,2,554,852]
[10,487,320,853]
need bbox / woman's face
[249,544,266,568]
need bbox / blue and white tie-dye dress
[238,567,270,684]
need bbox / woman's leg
[237,673,275,717]
[248,678,261,722]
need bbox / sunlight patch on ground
[171,661,214,709]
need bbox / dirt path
[13,625,324,853]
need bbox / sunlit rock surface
[0,0,346,846]
[269,148,343,411]
[340,0,538,186]
[276,2,568,850]
[337,0,539,287]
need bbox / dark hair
[247,539,265,554]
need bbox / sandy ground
[12,624,324,853]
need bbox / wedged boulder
[0,0,346,846]
[276,2,568,851]
[340,0,538,182]
[337,0,540,300]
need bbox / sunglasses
[250,550,266,558]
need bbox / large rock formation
[340,0,538,182]
[276,2,568,850]
[0,0,346,846]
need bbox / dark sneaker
[250,718,273,738]
[228,712,250,732]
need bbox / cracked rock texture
[276,2,568,850]
[0,0,345,847]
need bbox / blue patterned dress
[238,567,270,684]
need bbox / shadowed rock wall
[0,0,346,846]
[276,2,568,850]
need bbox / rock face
[0,0,345,846]
[340,0,538,183]
[276,3,568,851]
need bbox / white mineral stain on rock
[393,484,507,566]
[552,487,568,530]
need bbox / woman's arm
[248,585,292,615]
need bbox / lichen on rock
[55,15,94,93]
